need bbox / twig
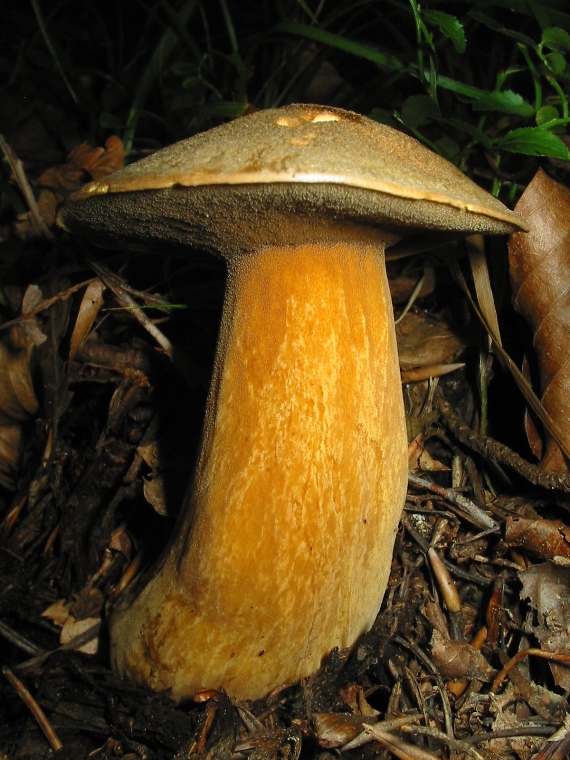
[0,278,98,333]
[341,714,422,752]
[364,724,444,760]
[436,395,570,492]
[462,725,561,745]
[401,723,485,760]
[15,622,101,673]
[87,257,207,387]
[90,260,174,360]
[393,636,454,741]
[449,258,570,463]
[0,134,56,242]
[3,667,63,751]
[408,472,498,531]
[0,619,45,657]
[491,648,570,694]
[402,514,492,586]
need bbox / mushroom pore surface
[58,104,526,701]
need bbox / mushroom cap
[59,104,527,257]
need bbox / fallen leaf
[430,629,495,681]
[60,616,100,656]
[43,596,101,655]
[396,311,465,371]
[69,587,105,620]
[520,562,570,691]
[388,264,436,305]
[505,515,570,561]
[143,475,169,516]
[14,136,125,238]
[0,326,39,487]
[69,279,106,360]
[42,599,71,628]
[509,169,570,473]
[408,434,451,472]
[312,713,365,748]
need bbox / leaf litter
[2,138,570,760]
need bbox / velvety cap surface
[59,104,526,256]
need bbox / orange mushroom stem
[110,242,407,700]
[58,104,526,701]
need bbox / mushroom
[58,104,525,701]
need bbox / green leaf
[536,105,560,126]
[543,51,566,74]
[401,95,440,129]
[473,90,534,116]
[367,108,399,129]
[542,27,570,53]
[435,135,461,162]
[497,127,570,159]
[99,112,125,130]
[437,76,534,116]
[444,118,493,150]
[424,10,466,53]
[191,101,249,119]
[469,11,536,48]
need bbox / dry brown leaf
[519,563,570,691]
[0,425,23,486]
[60,616,101,655]
[143,475,168,516]
[522,354,544,459]
[430,630,495,681]
[509,169,570,473]
[0,326,39,487]
[312,713,365,748]
[467,234,502,347]
[69,279,106,360]
[396,311,465,371]
[14,136,125,238]
[408,434,450,472]
[0,326,39,421]
[42,599,71,628]
[21,283,44,315]
[388,264,436,305]
[69,587,105,620]
[505,515,570,561]
[42,598,101,655]
[339,684,380,717]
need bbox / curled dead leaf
[69,279,106,360]
[509,169,570,472]
[0,326,39,487]
[312,713,365,748]
[408,434,450,472]
[14,136,125,239]
[430,629,495,681]
[519,562,570,691]
[396,311,466,372]
[505,515,570,561]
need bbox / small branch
[491,648,570,694]
[408,472,498,531]
[3,667,63,752]
[0,134,56,242]
[436,395,570,492]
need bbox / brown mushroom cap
[59,104,526,257]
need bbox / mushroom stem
[110,242,408,701]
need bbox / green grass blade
[272,21,407,71]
